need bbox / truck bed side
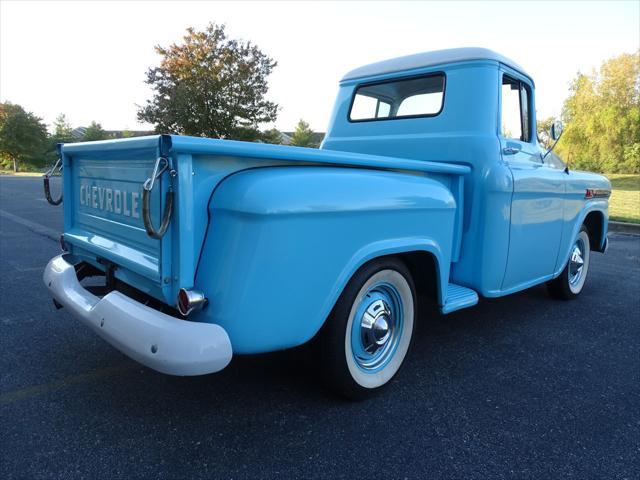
[61,135,469,308]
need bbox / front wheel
[547,226,591,300]
[319,258,416,399]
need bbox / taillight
[177,288,207,316]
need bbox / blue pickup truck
[43,48,610,398]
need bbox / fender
[553,200,608,278]
[192,166,457,354]
[335,237,447,308]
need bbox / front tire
[547,226,591,300]
[319,257,416,399]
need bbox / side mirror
[550,120,564,141]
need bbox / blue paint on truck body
[57,48,610,355]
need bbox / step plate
[441,283,479,314]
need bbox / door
[500,73,565,291]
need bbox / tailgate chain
[142,156,176,239]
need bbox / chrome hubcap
[360,299,392,352]
[351,283,404,372]
[569,239,585,286]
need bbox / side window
[520,84,529,142]
[501,75,531,142]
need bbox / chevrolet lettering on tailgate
[79,183,140,219]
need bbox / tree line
[0,101,319,173]
[1,22,636,173]
[538,50,639,174]
[0,108,137,172]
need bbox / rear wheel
[319,257,416,399]
[547,226,591,300]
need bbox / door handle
[502,146,521,155]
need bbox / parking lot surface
[1,176,638,479]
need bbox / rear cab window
[349,73,445,122]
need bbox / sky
[1,0,638,133]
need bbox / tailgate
[61,136,172,301]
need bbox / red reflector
[178,289,190,315]
[585,189,594,199]
[176,288,207,316]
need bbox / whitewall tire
[547,226,591,300]
[319,257,416,399]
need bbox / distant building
[71,127,86,139]
[279,132,293,145]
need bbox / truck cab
[324,48,609,297]
[44,48,610,398]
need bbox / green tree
[82,121,108,142]
[51,113,74,143]
[0,102,48,172]
[121,128,135,138]
[289,119,316,147]
[558,51,640,173]
[137,23,278,141]
[261,128,282,145]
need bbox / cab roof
[341,47,533,84]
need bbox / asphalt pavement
[1,176,639,479]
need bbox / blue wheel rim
[350,282,404,373]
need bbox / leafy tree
[52,113,74,143]
[261,128,283,145]
[137,23,278,142]
[45,113,75,161]
[289,119,316,148]
[82,121,108,142]
[0,102,48,172]
[558,51,639,173]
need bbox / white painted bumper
[43,255,232,376]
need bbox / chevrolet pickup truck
[43,48,611,398]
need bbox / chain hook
[143,156,170,192]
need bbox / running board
[441,283,479,314]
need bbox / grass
[0,170,44,177]
[607,174,640,224]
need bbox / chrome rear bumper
[43,255,232,375]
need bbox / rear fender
[193,166,457,354]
